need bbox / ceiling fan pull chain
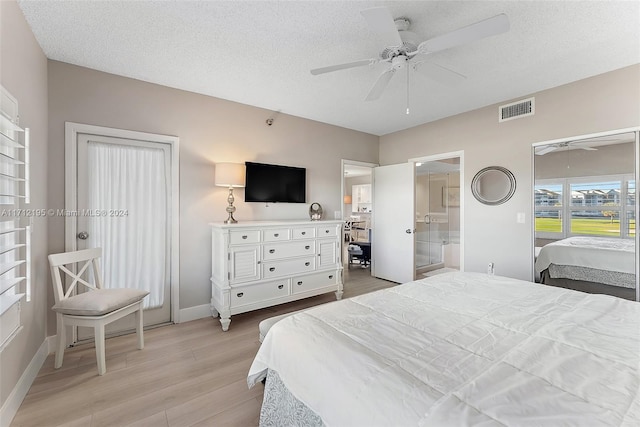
[406,64,410,115]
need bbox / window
[534,183,562,234]
[535,175,635,239]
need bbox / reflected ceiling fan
[310,7,510,112]
[535,141,604,156]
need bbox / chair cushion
[52,288,149,316]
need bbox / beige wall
[0,0,49,411]
[47,61,378,332]
[380,65,640,280]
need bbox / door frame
[64,122,181,322]
[408,150,465,272]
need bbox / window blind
[0,85,31,350]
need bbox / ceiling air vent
[498,97,534,122]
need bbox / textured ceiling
[17,0,640,136]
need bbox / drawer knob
[305,245,310,250]
[301,231,306,235]
[278,284,284,289]
[297,281,303,286]
[304,262,310,266]
[329,275,334,279]
[274,233,279,237]
[269,267,276,272]
[237,292,244,298]
[269,249,275,253]
[325,230,329,233]
[242,235,248,239]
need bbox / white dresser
[210,220,344,331]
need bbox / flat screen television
[244,162,306,203]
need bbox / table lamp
[215,162,246,224]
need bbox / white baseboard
[178,304,212,323]
[0,338,49,427]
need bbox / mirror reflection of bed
[534,131,638,301]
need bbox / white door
[75,134,172,338]
[372,163,415,283]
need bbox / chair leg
[95,325,106,376]
[135,307,144,350]
[54,314,65,369]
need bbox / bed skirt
[546,263,636,288]
[260,369,324,427]
[541,268,637,301]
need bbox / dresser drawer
[263,241,315,261]
[263,228,291,242]
[292,270,339,294]
[229,230,261,245]
[262,257,316,279]
[292,227,316,239]
[230,279,289,308]
[316,225,338,238]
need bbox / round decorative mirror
[309,202,323,221]
[471,166,516,205]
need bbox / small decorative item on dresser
[309,202,323,220]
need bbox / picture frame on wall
[443,187,460,207]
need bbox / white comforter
[535,236,635,274]
[248,272,640,426]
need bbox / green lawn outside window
[535,217,636,237]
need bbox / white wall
[0,0,49,415]
[380,65,640,280]
[46,61,379,332]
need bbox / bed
[535,236,636,299]
[248,271,640,426]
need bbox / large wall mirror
[471,166,516,205]
[533,130,638,301]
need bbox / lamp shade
[343,195,352,204]
[215,163,246,188]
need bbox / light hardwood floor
[11,267,394,427]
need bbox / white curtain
[87,141,167,309]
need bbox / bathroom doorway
[414,155,462,278]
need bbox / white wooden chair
[48,247,149,375]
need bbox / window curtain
[87,142,167,309]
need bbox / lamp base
[224,187,238,224]
[223,215,237,224]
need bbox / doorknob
[405,229,413,234]
[77,231,89,240]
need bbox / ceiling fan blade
[535,145,558,156]
[418,13,510,54]
[361,7,403,48]
[365,69,395,101]
[310,59,377,75]
[413,62,466,86]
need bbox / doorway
[371,152,464,284]
[341,160,376,283]
[65,123,180,342]
[415,158,461,278]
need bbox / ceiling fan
[310,7,510,111]
[534,141,599,156]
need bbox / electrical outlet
[487,262,495,275]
